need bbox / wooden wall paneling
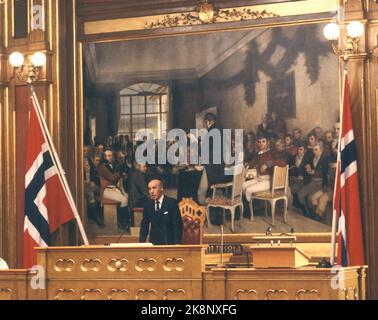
[15,85,29,268]
[0,0,6,261]
[364,2,378,300]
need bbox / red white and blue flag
[23,93,76,269]
[333,71,365,266]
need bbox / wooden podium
[0,244,368,300]
[0,270,35,300]
[35,245,206,300]
[247,245,311,268]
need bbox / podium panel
[0,270,35,300]
[203,266,367,300]
[1,244,367,300]
[36,245,206,300]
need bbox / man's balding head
[148,179,164,201]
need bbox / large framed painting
[78,1,340,239]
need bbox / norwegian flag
[333,71,365,266]
[23,92,84,269]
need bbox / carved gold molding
[145,8,279,29]
[83,0,338,36]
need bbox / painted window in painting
[119,83,169,140]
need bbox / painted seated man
[309,166,336,220]
[84,146,103,227]
[243,135,285,203]
[284,134,298,158]
[288,142,310,209]
[97,149,130,230]
[273,138,289,165]
[292,127,305,147]
[297,142,329,221]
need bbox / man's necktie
[155,200,160,211]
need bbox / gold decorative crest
[145,7,279,29]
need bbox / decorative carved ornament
[54,289,75,300]
[107,289,130,300]
[81,288,103,300]
[145,2,279,29]
[235,289,258,300]
[163,258,185,272]
[54,259,75,272]
[135,258,157,272]
[343,287,358,300]
[265,289,289,300]
[108,258,129,272]
[0,288,12,300]
[136,289,158,300]
[81,259,102,272]
[295,289,321,300]
[164,289,186,300]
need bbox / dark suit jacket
[203,124,231,187]
[307,153,329,187]
[139,196,183,245]
[289,154,311,184]
[127,169,149,210]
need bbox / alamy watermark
[134,128,244,175]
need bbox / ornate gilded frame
[76,0,342,244]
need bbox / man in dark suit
[197,112,231,205]
[127,163,149,222]
[139,178,183,245]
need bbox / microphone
[116,226,130,244]
[266,226,272,236]
[290,227,295,234]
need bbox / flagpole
[330,0,343,266]
[330,66,346,265]
[29,86,89,245]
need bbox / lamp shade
[9,52,24,68]
[323,23,340,41]
[31,52,46,67]
[347,21,364,38]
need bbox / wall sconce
[323,21,365,60]
[9,51,46,83]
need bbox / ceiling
[84,28,267,85]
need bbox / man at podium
[139,178,183,245]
